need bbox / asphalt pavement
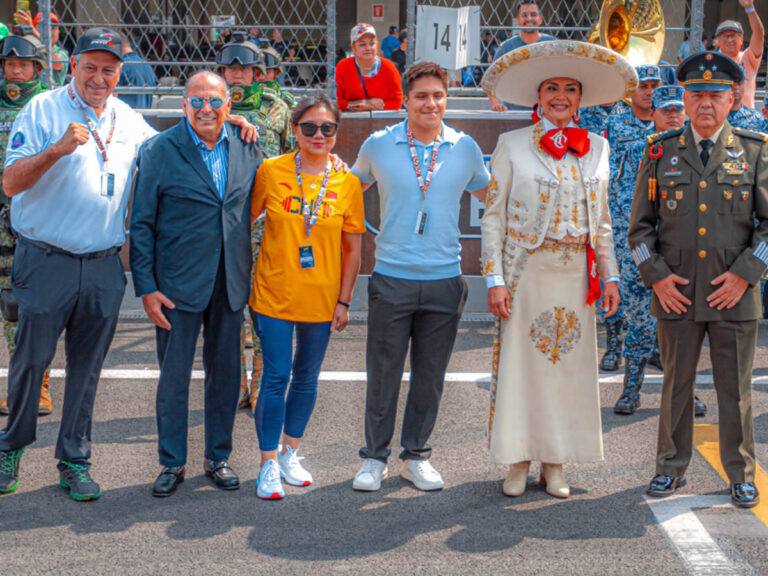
[1,315,767,575]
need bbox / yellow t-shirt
[250,153,366,322]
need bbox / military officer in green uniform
[216,38,297,411]
[629,52,768,508]
[0,35,52,417]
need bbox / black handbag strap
[354,61,371,99]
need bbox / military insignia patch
[10,131,24,149]
[230,86,246,103]
[5,83,20,100]
[671,156,679,165]
[703,70,712,80]
[661,190,668,201]
[675,190,684,200]
[667,200,677,210]
[742,191,750,200]
[724,190,733,200]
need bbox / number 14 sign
[415,5,480,70]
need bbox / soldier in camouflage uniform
[216,38,297,411]
[600,65,662,373]
[258,46,297,110]
[612,85,707,416]
[0,35,52,416]
[728,67,767,133]
[579,100,629,137]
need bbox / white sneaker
[352,458,388,491]
[401,459,444,491]
[278,446,313,487]
[256,460,285,500]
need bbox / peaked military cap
[677,51,741,92]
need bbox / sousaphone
[587,0,665,67]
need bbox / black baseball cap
[73,27,123,61]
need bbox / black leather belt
[19,236,120,259]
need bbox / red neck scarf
[540,127,591,160]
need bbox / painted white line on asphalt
[645,494,742,575]
[3,369,768,386]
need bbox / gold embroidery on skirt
[529,306,583,364]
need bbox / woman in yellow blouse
[250,93,366,499]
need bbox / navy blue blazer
[129,121,263,312]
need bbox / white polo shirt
[5,81,157,253]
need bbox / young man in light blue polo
[351,61,489,492]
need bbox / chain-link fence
[25,1,706,98]
[406,0,705,92]
[47,0,335,94]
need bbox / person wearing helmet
[258,46,296,109]
[14,10,69,86]
[0,34,52,417]
[216,38,297,412]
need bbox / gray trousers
[656,318,756,483]
[360,273,467,462]
[0,240,125,464]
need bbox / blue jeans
[252,311,332,451]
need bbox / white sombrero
[482,40,638,108]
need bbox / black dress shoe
[647,474,686,497]
[204,459,240,490]
[153,465,185,497]
[731,482,760,508]
[647,353,663,371]
[694,396,707,417]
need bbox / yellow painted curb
[694,423,768,527]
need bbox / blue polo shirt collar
[185,119,228,150]
[392,120,460,147]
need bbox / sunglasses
[187,96,226,110]
[297,121,339,137]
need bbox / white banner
[415,5,481,70]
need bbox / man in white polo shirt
[0,28,157,501]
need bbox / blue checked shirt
[185,120,229,200]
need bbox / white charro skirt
[488,239,603,465]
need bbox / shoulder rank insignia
[733,126,768,143]
[647,127,684,145]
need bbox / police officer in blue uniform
[728,66,767,133]
[613,85,707,416]
[579,100,629,137]
[600,65,662,372]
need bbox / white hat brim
[482,41,639,108]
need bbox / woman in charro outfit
[480,41,637,499]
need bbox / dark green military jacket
[628,122,768,322]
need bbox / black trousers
[154,258,242,467]
[0,240,125,463]
[361,273,467,462]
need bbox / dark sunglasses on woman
[297,121,339,137]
